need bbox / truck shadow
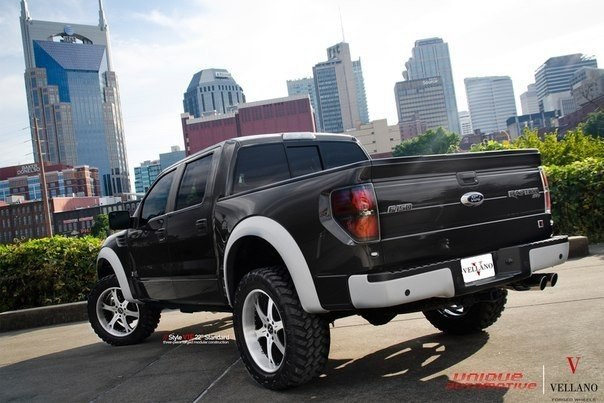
[0,316,509,402]
[283,331,509,402]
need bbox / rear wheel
[88,275,161,346]
[233,266,330,389]
[423,289,507,335]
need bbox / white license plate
[460,253,496,283]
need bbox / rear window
[233,144,289,193]
[321,141,368,168]
[286,146,322,177]
[232,140,368,194]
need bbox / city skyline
[0,0,602,171]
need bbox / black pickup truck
[88,132,568,389]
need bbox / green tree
[469,127,604,166]
[91,214,109,238]
[393,127,460,157]
[583,110,604,139]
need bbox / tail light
[539,167,551,214]
[330,184,380,242]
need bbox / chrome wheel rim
[96,287,140,337]
[439,304,467,318]
[241,289,285,373]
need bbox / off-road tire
[423,289,507,335]
[88,275,161,346]
[233,266,330,390]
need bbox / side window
[140,171,175,224]
[321,142,368,169]
[175,155,213,210]
[233,144,290,193]
[286,146,322,177]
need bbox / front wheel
[423,289,507,335]
[233,266,330,390]
[87,275,161,346]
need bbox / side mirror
[109,211,131,230]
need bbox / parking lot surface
[1,246,603,402]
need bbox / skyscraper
[352,59,370,124]
[403,38,460,134]
[535,54,597,113]
[19,0,130,196]
[183,68,245,118]
[465,76,517,134]
[458,111,473,136]
[313,42,362,133]
[287,77,318,118]
[394,77,449,138]
[520,84,540,115]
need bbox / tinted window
[233,144,290,193]
[140,171,175,224]
[175,155,212,210]
[286,146,322,177]
[321,142,368,169]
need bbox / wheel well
[97,258,115,279]
[227,236,285,300]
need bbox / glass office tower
[20,0,130,196]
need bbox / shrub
[546,158,604,242]
[393,127,460,156]
[0,236,101,312]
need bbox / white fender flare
[224,216,327,313]
[97,247,140,303]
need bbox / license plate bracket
[460,253,496,284]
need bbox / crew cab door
[128,169,176,301]
[165,153,222,304]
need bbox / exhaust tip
[547,273,558,287]
[538,275,548,291]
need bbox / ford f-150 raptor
[88,132,568,389]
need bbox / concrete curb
[0,301,87,333]
[0,237,596,333]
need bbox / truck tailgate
[370,150,551,267]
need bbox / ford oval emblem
[461,192,485,207]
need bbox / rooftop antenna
[99,0,107,30]
[339,7,345,42]
[21,0,31,21]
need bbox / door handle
[156,228,167,242]
[196,219,208,235]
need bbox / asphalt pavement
[1,245,602,403]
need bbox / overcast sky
[0,0,602,173]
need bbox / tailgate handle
[457,171,478,186]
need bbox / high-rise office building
[183,68,245,118]
[535,54,597,113]
[133,146,186,194]
[19,0,130,196]
[159,146,186,170]
[465,76,517,134]
[403,38,460,134]
[134,160,161,194]
[394,77,449,138]
[458,111,473,136]
[352,59,370,124]
[287,77,318,117]
[313,42,362,133]
[520,84,540,115]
